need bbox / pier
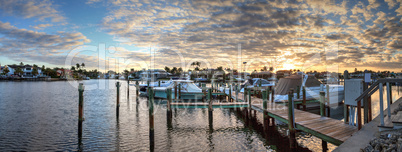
[169,86,359,146]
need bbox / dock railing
[354,78,402,130]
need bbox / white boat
[274,74,344,106]
[238,78,275,92]
[153,80,203,100]
[130,79,173,95]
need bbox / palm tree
[76,63,80,70]
[164,66,170,73]
[2,67,9,75]
[15,67,23,76]
[71,66,76,71]
[81,63,85,69]
[20,62,24,66]
[32,67,38,76]
[42,65,45,70]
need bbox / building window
[26,68,31,70]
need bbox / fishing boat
[238,78,275,92]
[130,79,173,96]
[153,80,203,100]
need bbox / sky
[0,0,401,73]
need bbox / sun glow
[283,63,295,70]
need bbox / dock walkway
[229,91,358,146]
[170,90,358,146]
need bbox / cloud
[0,21,91,66]
[0,0,65,22]
[30,24,53,30]
[98,0,401,71]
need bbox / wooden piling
[148,88,155,149]
[167,88,172,120]
[229,85,232,102]
[326,85,330,117]
[127,79,130,99]
[135,81,139,97]
[363,82,368,124]
[389,83,393,104]
[357,100,362,130]
[116,81,121,117]
[248,88,251,105]
[320,91,325,117]
[302,86,306,111]
[319,91,328,150]
[178,83,181,99]
[262,90,269,134]
[208,88,213,126]
[271,87,275,102]
[296,86,300,99]
[158,81,160,87]
[78,83,85,122]
[288,91,296,149]
[174,82,178,99]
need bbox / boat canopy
[165,80,202,92]
[275,75,321,95]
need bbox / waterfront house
[140,69,168,81]
[3,64,43,77]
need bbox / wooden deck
[170,102,248,108]
[228,91,358,146]
[169,90,358,146]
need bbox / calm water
[0,80,400,151]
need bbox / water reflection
[1,80,399,151]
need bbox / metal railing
[354,78,402,129]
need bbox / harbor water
[0,80,401,151]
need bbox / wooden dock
[168,87,358,146]
[229,91,358,146]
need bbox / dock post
[244,88,248,103]
[363,82,368,124]
[174,82,177,100]
[386,82,391,118]
[136,81,139,98]
[379,82,385,126]
[208,88,213,127]
[158,80,160,87]
[302,86,306,111]
[248,88,252,121]
[389,84,392,104]
[326,85,330,117]
[78,82,83,150]
[320,91,325,117]
[296,86,300,99]
[357,99,362,130]
[148,88,155,150]
[167,88,172,126]
[368,96,372,121]
[319,91,328,151]
[116,81,121,118]
[271,87,275,102]
[262,89,269,137]
[127,79,129,99]
[229,85,232,102]
[178,83,181,100]
[78,83,85,123]
[288,91,296,149]
[248,88,251,105]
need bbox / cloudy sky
[0,0,401,72]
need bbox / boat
[153,80,203,100]
[274,74,344,106]
[238,78,275,92]
[130,79,173,96]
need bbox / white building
[2,64,43,77]
[141,69,168,81]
